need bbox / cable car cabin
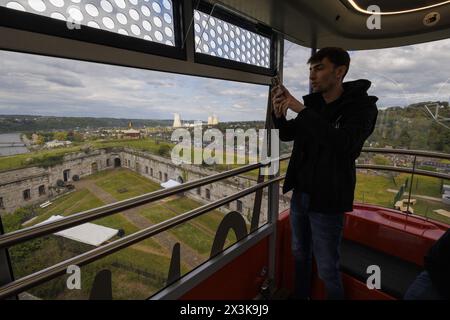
[0,0,449,300]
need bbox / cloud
[45,76,84,88]
[0,37,449,122]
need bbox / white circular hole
[129,8,139,21]
[114,0,126,9]
[131,24,141,35]
[87,20,100,28]
[202,32,209,41]
[194,23,201,33]
[210,29,215,37]
[129,0,138,5]
[68,7,83,22]
[6,2,26,11]
[118,28,128,35]
[217,37,222,45]
[217,25,222,34]
[163,13,172,24]
[154,30,163,41]
[164,27,173,37]
[85,4,99,17]
[153,16,162,27]
[194,11,200,21]
[202,43,209,52]
[100,0,113,13]
[144,35,152,41]
[102,16,115,29]
[142,20,152,31]
[28,0,46,12]
[116,12,127,24]
[152,2,161,13]
[218,48,223,55]
[163,0,171,10]
[210,40,216,49]
[50,0,64,8]
[50,12,66,20]
[141,5,150,17]
[166,40,173,46]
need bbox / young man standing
[271,47,378,299]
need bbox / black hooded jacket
[272,79,379,213]
[424,228,450,299]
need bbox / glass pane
[0,49,271,298]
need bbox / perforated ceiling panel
[1,0,175,46]
[194,9,271,68]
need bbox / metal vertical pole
[266,33,284,296]
[0,217,16,300]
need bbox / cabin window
[194,10,271,68]
[206,188,211,200]
[1,0,176,47]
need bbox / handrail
[356,164,450,180]
[0,175,285,300]
[0,155,290,249]
[361,147,450,160]
[0,148,448,299]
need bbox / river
[0,133,29,156]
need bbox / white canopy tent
[161,179,182,189]
[36,215,119,247]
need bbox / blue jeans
[289,189,345,300]
[404,271,444,300]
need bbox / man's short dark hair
[307,47,351,79]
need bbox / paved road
[386,189,443,202]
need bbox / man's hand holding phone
[271,77,305,118]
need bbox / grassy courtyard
[2,168,244,299]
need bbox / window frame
[0,0,185,60]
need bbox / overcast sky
[0,37,449,122]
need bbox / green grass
[0,146,83,172]
[140,204,212,256]
[140,197,239,256]
[93,138,172,155]
[92,168,161,201]
[355,171,450,224]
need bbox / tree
[372,155,390,166]
[157,144,171,157]
[53,131,68,141]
